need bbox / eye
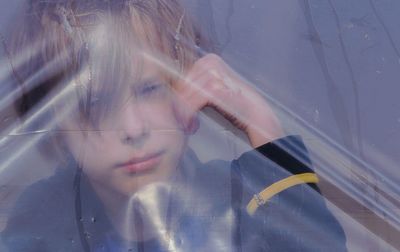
[141,84,159,94]
[135,82,164,98]
[88,93,109,111]
[89,95,101,107]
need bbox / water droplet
[91,217,96,223]
[313,109,320,123]
[376,70,382,74]
[2,116,11,123]
[174,234,183,246]
[84,232,91,239]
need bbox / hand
[174,54,285,148]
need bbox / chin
[116,173,172,197]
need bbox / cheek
[141,101,185,130]
[63,131,111,168]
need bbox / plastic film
[0,0,399,251]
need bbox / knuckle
[205,78,224,92]
[199,53,222,67]
[205,53,221,61]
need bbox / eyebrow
[88,77,168,103]
[132,77,167,87]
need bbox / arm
[173,53,285,147]
[1,169,81,252]
[175,54,347,251]
[230,135,347,251]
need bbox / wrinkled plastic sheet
[0,0,399,251]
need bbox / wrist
[245,115,285,148]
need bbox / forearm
[230,135,347,251]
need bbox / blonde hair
[6,0,207,160]
[10,0,203,119]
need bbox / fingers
[178,54,242,104]
[184,54,226,81]
[179,68,233,113]
[173,53,278,139]
[176,65,249,131]
[175,72,219,125]
[185,80,284,145]
[183,54,238,89]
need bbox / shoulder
[1,168,76,251]
[11,168,75,216]
[181,147,231,184]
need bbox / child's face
[62,61,187,197]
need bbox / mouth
[116,150,165,174]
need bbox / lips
[116,151,164,174]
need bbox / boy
[1,0,347,251]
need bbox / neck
[89,179,156,242]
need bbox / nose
[118,101,150,147]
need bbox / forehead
[81,20,176,90]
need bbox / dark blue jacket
[1,136,347,251]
